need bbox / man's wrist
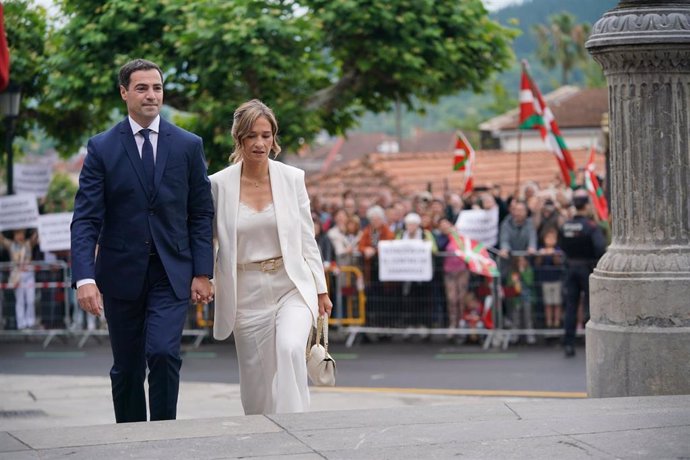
[76,279,96,288]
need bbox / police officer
[559,188,607,357]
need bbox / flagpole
[515,131,522,198]
[516,59,529,198]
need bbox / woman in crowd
[210,99,332,415]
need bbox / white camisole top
[236,201,282,264]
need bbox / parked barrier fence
[0,260,210,348]
[330,249,584,349]
[1,251,585,350]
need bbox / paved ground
[0,336,587,394]
[0,375,688,460]
[2,336,686,458]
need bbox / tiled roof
[306,148,606,204]
[286,130,457,176]
[480,86,608,131]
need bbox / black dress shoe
[564,345,576,357]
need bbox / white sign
[0,194,39,231]
[378,240,433,282]
[456,207,499,247]
[13,163,53,198]
[37,213,73,252]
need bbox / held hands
[318,292,333,317]
[77,284,103,316]
[191,276,214,304]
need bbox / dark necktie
[140,128,155,193]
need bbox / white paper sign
[13,163,53,198]
[378,240,433,282]
[455,207,499,247]
[0,194,40,231]
[37,212,73,252]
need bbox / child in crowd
[534,228,564,328]
[506,255,536,343]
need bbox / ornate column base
[587,272,690,397]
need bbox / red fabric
[453,131,475,193]
[585,146,609,221]
[0,5,9,92]
[519,61,577,188]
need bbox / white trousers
[15,272,36,329]
[234,265,313,415]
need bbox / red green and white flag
[453,131,475,194]
[518,61,577,188]
[450,232,499,278]
[585,145,609,221]
[0,4,9,92]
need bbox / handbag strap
[317,314,329,352]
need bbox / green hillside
[494,0,618,57]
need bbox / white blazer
[210,160,328,340]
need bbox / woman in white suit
[210,99,332,415]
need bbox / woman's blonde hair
[229,99,281,164]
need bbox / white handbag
[306,315,336,386]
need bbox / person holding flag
[437,217,498,332]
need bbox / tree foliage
[533,12,590,86]
[42,172,78,213]
[18,0,516,172]
[1,0,48,140]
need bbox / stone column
[586,0,690,397]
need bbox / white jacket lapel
[269,160,290,254]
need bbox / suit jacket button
[145,241,150,246]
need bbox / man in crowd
[559,189,607,357]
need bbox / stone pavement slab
[0,374,490,431]
[0,394,687,459]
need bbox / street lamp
[0,82,21,195]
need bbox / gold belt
[238,256,283,272]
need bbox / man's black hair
[118,59,163,89]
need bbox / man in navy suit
[71,59,214,423]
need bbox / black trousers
[563,264,592,347]
[103,255,189,423]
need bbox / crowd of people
[310,179,609,356]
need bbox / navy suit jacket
[71,117,214,301]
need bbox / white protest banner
[378,239,433,282]
[14,163,53,198]
[37,212,73,252]
[455,207,499,247]
[0,194,39,231]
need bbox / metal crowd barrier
[1,260,71,347]
[331,249,583,349]
[0,260,211,348]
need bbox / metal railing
[0,261,211,348]
[328,249,584,349]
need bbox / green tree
[0,0,49,140]
[533,12,590,86]
[37,0,516,171]
[42,172,78,213]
